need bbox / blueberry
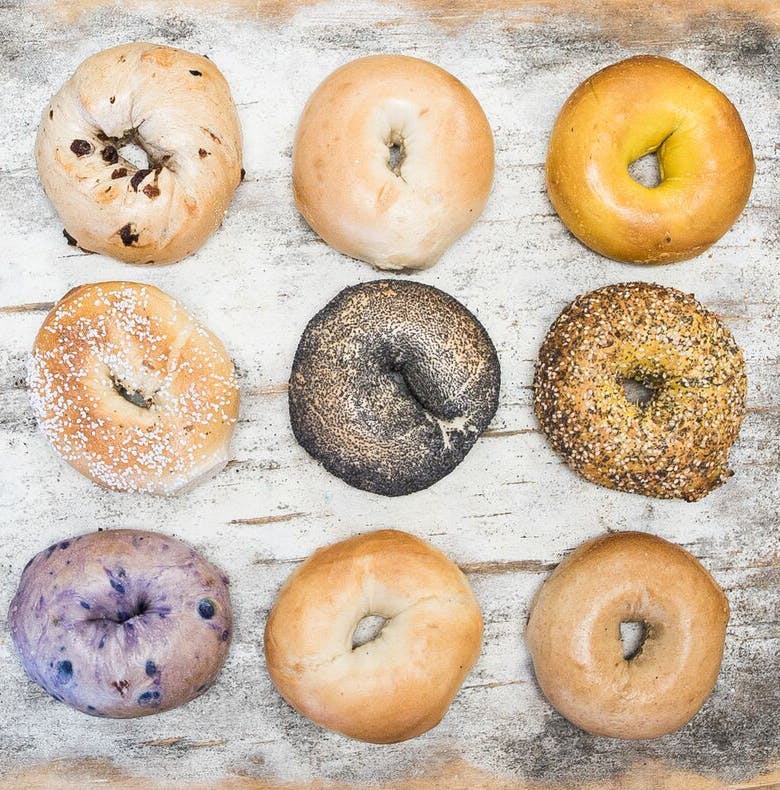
[220,629,230,642]
[57,660,73,681]
[138,690,161,706]
[116,610,130,622]
[59,541,70,550]
[145,660,157,677]
[98,635,106,649]
[110,579,125,594]
[198,599,216,619]
[80,601,91,610]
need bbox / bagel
[288,280,500,496]
[533,282,746,501]
[264,529,483,743]
[9,529,232,718]
[546,55,754,264]
[36,42,243,264]
[526,531,729,739]
[293,55,494,270]
[28,281,239,494]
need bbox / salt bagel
[9,529,232,718]
[36,42,243,264]
[533,282,746,501]
[526,531,729,739]
[288,280,500,496]
[264,530,483,743]
[293,55,494,270]
[546,55,754,264]
[28,281,239,494]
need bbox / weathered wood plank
[0,0,777,787]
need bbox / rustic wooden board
[0,1,778,788]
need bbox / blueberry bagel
[36,42,243,264]
[289,280,500,496]
[8,530,232,718]
[534,283,746,501]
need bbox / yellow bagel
[546,56,754,264]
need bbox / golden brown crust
[293,55,494,270]
[533,282,747,501]
[36,42,243,264]
[526,531,730,739]
[264,529,483,743]
[546,55,754,264]
[29,281,239,494]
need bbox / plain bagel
[264,529,483,743]
[288,279,500,496]
[9,529,232,718]
[546,55,754,264]
[36,42,243,264]
[28,281,239,494]
[526,531,729,739]
[293,55,494,270]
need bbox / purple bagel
[8,529,232,718]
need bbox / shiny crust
[264,530,483,743]
[8,529,232,718]
[533,282,746,501]
[36,42,243,264]
[288,280,500,496]
[28,282,239,494]
[546,55,754,264]
[293,55,494,270]
[526,531,729,739]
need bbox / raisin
[142,184,160,199]
[101,145,118,164]
[70,139,93,156]
[130,168,152,191]
[111,167,128,179]
[118,223,139,246]
[189,69,202,76]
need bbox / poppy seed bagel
[288,280,500,496]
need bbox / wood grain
[0,0,777,787]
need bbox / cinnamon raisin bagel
[526,531,730,739]
[533,282,746,501]
[36,42,243,264]
[546,56,754,264]
[28,282,239,494]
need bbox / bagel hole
[112,376,153,409]
[113,596,149,624]
[622,378,654,408]
[352,615,387,649]
[620,620,648,660]
[117,140,151,170]
[386,134,406,177]
[628,153,662,188]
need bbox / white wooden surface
[0,1,777,787]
